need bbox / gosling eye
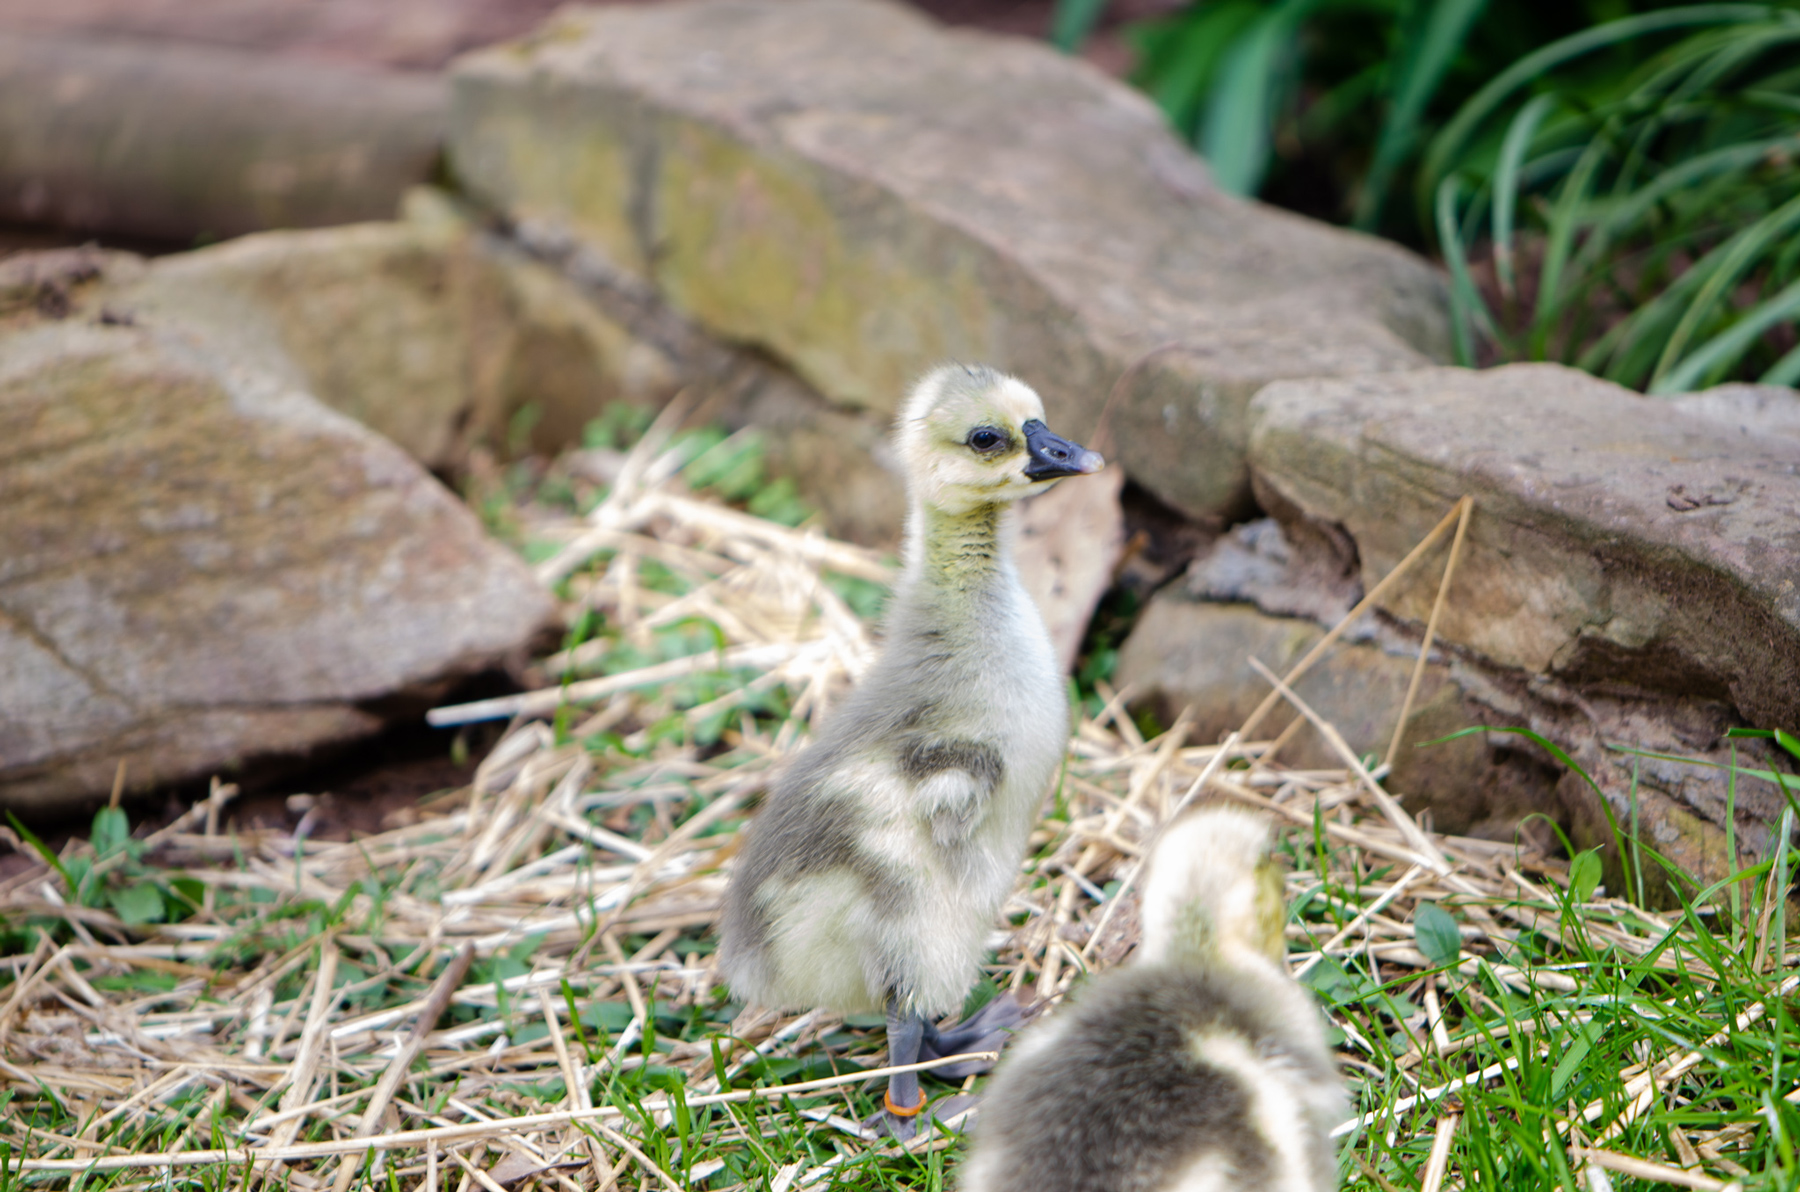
[967,426,1007,454]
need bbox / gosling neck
[906,500,1008,597]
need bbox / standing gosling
[719,364,1104,1137]
[961,807,1345,1192]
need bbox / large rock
[1116,600,1513,825]
[0,34,446,244]
[1249,364,1800,726]
[1668,383,1800,446]
[0,321,557,812]
[448,0,1449,521]
[29,196,679,473]
[1247,363,1800,882]
[111,221,481,468]
[33,197,933,553]
[0,0,565,71]
[0,245,145,322]
[1115,518,1564,841]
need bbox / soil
[220,721,484,839]
[0,721,489,882]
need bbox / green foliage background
[1058,0,1800,387]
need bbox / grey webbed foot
[872,993,1029,1137]
[917,991,1027,1077]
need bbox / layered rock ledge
[1251,364,1800,728]
[1233,364,1800,879]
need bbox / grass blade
[1491,93,1559,296]
[1434,174,1498,365]
[1199,0,1311,195]
[1130,0,1264,140]
[1650,189,1800,388]
[1531,132,1611,354]
[1565,134,1800,293]
[1758,340,1800,385]
[1051,0,1109,53]
[1419,5,1772,214]
[1353,0,1489,230]
[1652,275,1800,392]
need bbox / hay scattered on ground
[1,414,1790,1191]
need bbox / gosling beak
[1022,419,1105,481]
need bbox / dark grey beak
[1022,419,1105,481]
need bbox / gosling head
[896,364,1104,516]
[1137,805,1287,970]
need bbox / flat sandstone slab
[1249,363,1800,727]
[0,321,556,810]
[449,0,1448,518]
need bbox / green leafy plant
[1411,898,1464,966]
[1426,4,1800,384]
[1072,0,1701,234]
[8,805,179,929]
[674,427,812,526]
[1567,848,1604,904]
[1063,0,1800,387]
[582,402,657,452]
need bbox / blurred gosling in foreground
[961,806,1345,1192]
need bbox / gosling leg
[881,1002,927,1141]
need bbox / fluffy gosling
[719,364,1104,1138]
[961,806,1345,1192]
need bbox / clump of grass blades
[1,435,1796,1190]
[1097,0,1496,221]
[1061,0,1728,243]
[1425,4,1800,387]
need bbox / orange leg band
[884,1089,925,1117]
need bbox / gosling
[960,806,1345,1192]
[719,364,1104,1138]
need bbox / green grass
[4,710,1793,1189]
[1425,5,1800,386]
[1061,0,1800,388]
[2,726,1794,1190]
[1067,0,1743,236]
[469,409,819,557]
